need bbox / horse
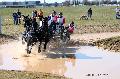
[37,17,53,53]
[22,16,52,54]
[22,15,32,44]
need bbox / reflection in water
[0,41,120,79]
[75,53,102,59]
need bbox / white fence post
[0,16,1,34]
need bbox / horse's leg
[43,39,49,52]
[22,31,26,44]
[22,35,26,45]
[27,44,31,54]
[38,42,42,53]
[22,36,24,44]
[26,37,33,54]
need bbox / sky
[0,0,120,3]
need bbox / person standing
[17,9,21,24]
[87,8,92,19]
[34,9,37,17]
[12,12,18,25]
[32,10,35,18]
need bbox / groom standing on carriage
[57,12,65,33]
[48,10,58,32]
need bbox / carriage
[22,15,72,54]
[116,12,120,19]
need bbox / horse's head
[22,15,30,22]
[22,15,32,25]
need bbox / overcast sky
[0,0,120,3]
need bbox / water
[0,40,120,79]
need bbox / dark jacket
[88,8,92,15]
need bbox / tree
[91,0,99,5]
[63,1,70,6]
[82,0,90,5]
[36,1,41,5]
[111,0,117,4]
[101,0,111,4]
[2,2,7,5]
[54,2,58,7]
[118,1,120,4]
[13,2,18,5]
[25,1,28,5]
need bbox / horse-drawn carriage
[22,15,73,54]
[116,12,120,19]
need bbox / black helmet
[52,10,56,14]
[59,12,63,15]
[71,21,74,24]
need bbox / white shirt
[115,8,120,13]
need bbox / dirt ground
[1,32,120,48]
[0,32,120,79]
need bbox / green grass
[0,70,69,79]
[0,6,120,35]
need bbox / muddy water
[0,40,120,79]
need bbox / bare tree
[82,0,90,5]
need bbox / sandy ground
[71,32,120,43]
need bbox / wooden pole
[0,16,2,34]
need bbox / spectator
[32,10,36,18]
[87,8,92,19]
[34,9,37,17]
[13,11,18,25]
[17,9,21,24]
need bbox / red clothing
[57,16,65,24]
[53,15,58,23]
[63,17,65,24]
[68,24,74,33]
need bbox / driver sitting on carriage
[48,10,58,33]
[57,12,65,34]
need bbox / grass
[0,6,120,35]
[0,70,69,79]
[94,36,120,52]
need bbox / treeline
[63,0,120,6]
